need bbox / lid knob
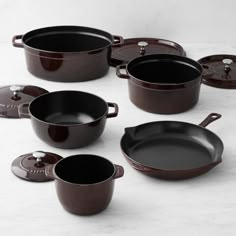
[32,151,46,162]
[138,41,148,55]
[10,85,24,100]
[222,58,233,74]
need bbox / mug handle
[107,102,119,118]
[45,164,56,180]
[113,164,124,179]
[18,103,31,119]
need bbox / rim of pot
[28,90,110,127]
[53,154,117,186]
[126,54,203,89]
[22,25,114,54]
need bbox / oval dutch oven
[12,26,123,82]
[116,54,203,114]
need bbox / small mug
[45,154,124,215]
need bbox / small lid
[110,37,186,67]
[0,85,48,118]
[198,54,236,88]
[11,151,63,182]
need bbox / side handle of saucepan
[18,103,31,119]
[45,164,57,180]
[12,35,24,48]
[112,35,124,46]
[116,64,130,79]
[198,113,222,127]
[113,164,124,179]
[106,102,119,118]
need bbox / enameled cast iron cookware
[45,154,124,215]
[18,90,119,148]
[121,113,223,180]
[116,54,202,114]
[12,26,123,82]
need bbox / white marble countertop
[0,42,236,236]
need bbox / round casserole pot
[116,54,203,114]
[18,91,119,148]
[12,26,123,82]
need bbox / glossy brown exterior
[18,91,118,149]
[120,113,223,180]
[12,26,123,82]
[116,54,202,114]
[45,155,124,215]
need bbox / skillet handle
[12,35,24,48]
[112,35,124,46]
[199,113,222,127]
[116,64,130,79]
[107,102,119,118]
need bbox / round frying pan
[120,113,224,180]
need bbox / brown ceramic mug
[45,154,124,215]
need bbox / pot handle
[112,35,124,46]
[12,35,24,48]
[199,113,222,128]
[45,164,56,180]
[18,103,31,119]
[116,64,130,79]
[107,102,119,118]
[113,164,124,179]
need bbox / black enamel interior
[55,155,115,184]
[30,91,107,125]
[24,26,113,52]
[121,121,223,170]
[128,55,202,84]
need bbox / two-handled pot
[12,25,123,82]
[45,154,124,215]
[18,90,119,148]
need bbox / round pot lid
[198,54,236,88]
[110,37,186,67]
[11,151,63,182]
[0,85,48,118]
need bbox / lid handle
[222,58,233,75]
[138,41,148,55]
[10,85,24,100]
[33,151,46,167]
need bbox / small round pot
[45,154,124,215]
[116,54,203,114]
[18,91,119,148]
[12,26,123,82]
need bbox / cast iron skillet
[120,113,223,180]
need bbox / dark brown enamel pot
[116,54,203,114]
[45,154,124,215]
[120,113,224,180]
[12,26,123,82]
[18,91,118,149]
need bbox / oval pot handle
[18,103,31,119]
[199,113,222,127]
[113,164,124,179]
[107,102,119,118]
[116,64,129,79]
[112,35,124,46]
[12,35,24,48]
[45,164,56,180]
